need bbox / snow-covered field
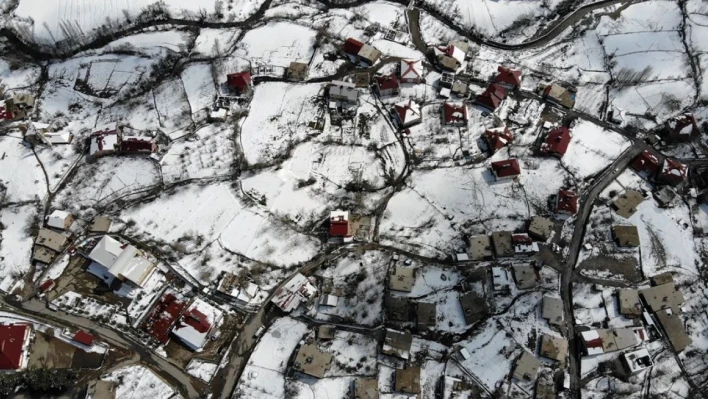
[562,120,630,181]
[103,365,182,399]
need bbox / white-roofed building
[271,273,318,312]
[46,210,74,230]
[172,298,224,351]
[89,123,120,158]
[87,236,155,287]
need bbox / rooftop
[528,216,554,241]
[611,190,644,218]
[539,334,568,363]
[639,282,685,313]
[655,309,691,353]
[292,341,333,378]
[612,225,640,247]
[542,296,563,326]
[459,291,489,325]
[512,351,541,381]
[468,235,493,260]
[389,266,416,292]
[395,367,421,394]
[513,265,538,290]
[382,329,413,360]
[491,231,514,257]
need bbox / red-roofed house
[141,293,187,345]
[120,136,157,154]
[394,100,422,128]
[375,74,400,97]
[555,190,579,216]
[665,113,699,142]
[330,211,352,243]
[0,104,12,120]
[0,324,31,370]
[73,330,95,346]
[226,72,252,94]
[491,159,521,181]
[540,127,571,158]
[89,124,121,158]
[657,158,688,186]
[475,84,507,111]
[172,298,223,351]
[442,102,468,126]
[484,127,513,154]
[343,38,364,55]
[38,279,56,294]
[494,66,523,90]
[400,59,423,84]
[631,150,660,176]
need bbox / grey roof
[382,329,413,359]
[491,231,514,257]
[656,309,692,353]
[512,351,541,381]
[618,289,642,317]
[417,302,436,330]
[395,367,421,394]
[468,235,493,260]
[317,325,336,340]
[653,186,677,207]
[542,296,564,326]
[389,266,415,292]
[651,272,674,286]
[513,265,538,290]
[33,246,57,264]
[459,291,489,325]
[386,295,410,322]
[640,283,685,313]
[528,216,554,241]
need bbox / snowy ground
[103,365,183,399]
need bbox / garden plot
[309,251,390,326]
[357,2,405,28]
[161,124,235,183]
[609,80,696,128]
[323,331,378,377]
[103,365,182,399]
[180,63,217,114]
[75,57,149,98]
[0,59,41,88]
[239,82,322,165]
[610,51,689,81]
[305,142,388,189]
[186,358,218,382]
[106,31,190,54]
[33,143,80,191]
[395,266,460,297]
[419,11,458,45]
[152,79,193,133]
[517,31,607,74]
[423,290,468,333]
[0,135,47,202]
[97,94,162,132]
[574,83,609,118]
[54,157,159,212]
[237,22,316,66]
[457,320,521,392]
[0,205,35,292]
[289,377,353,399]
[595,1,682,35]
[561,120,630,181]
[602,31,684,56]
[193,28,242,56]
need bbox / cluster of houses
[88,123,158,158]
[0,91,35,121]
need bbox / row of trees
[0,368,78,397]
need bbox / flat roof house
[85,380,115,399]
[490,159,521,181]
[442,102,468,126]
[386,295,410,322]
[543,84,576,108]
[394,99,422,129]
[287,62,309,81]
[292,341,333,378]
[483,126,513,154]
[354,378,379,399]
[46,210,74,230]
[618,289,642,318]
[611,189,644,218]
[226,72,252,94]
[416,302,436,330]
[475,83,507,111]
[655,309,692,353]
[494,66,523,90]
[542,296,563,326]
[612,225,640,247]
[528,216,554,241]
[639,282,685,313]
[512,351,541,381]
[491,266,511,292]
[459,291,489,325]
[540,127,571,158]
[382,328,413,360]
[539,334,568,363]
[491,231,514,257]
[0,324,31,370]
[35,228,69,252]
[468,235,493,260]
[358,44,382,65]
[389,266,416,293]
[395,367,421,395]
[437,55,459,71]
[400,59,423,84]
[513,265,538,290]
[555,189,579,216]
[90,216,112,233]
[622,348,652,375]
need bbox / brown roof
[540,334,568,363]
[612,225,640,247]
[459,291,489,325]
[655,309,692,352]
[618,289,642,317]
[611,190,644,218]
[354,378,379,399]
[640,283,685,313]
[292,342,333,379]
[395,367,421,394]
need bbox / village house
[612,225,640,247]
[357,44,382,65]
[654,186,677,208]
[0,324,31,370]
[416,302,436,330]
[395,367,421,395]
[631,150,661,177]
[375,74,400,97]
[555,189,579,216]
[664,113,699,142]
[386,295,410,322]
[120,136,158,155]
[437,44,466,67]
[513,233,539,255]
[292,341,333,378]
[542,296,564,326]
[540,126,571,158]
[46,210,74,230]
[328,81,358,104]
[494,66,523,90]
[317,325,336,341]
[343,38,364,56]
[468,235,493,260]
[512,351,541,381]
[491,231,514,257]
[655,309,691,352]
[2,93,35,120]
[88,235,156,288]
[657,158,687,186]
[382,329,413,360]
[439,72,455,88]
[513,265,538,289]
[287,61,309,81]
[399,59,423,84]
[437,55,459,72]
[89,124,121,158]
[580,328,647,355]
[90,216,112,233]
[329,210,352,243]
[543,83,576,108]
[393,99,422,129]
[618,289,642,318]
[141,292,187,345]
[450,80,467,98]
[611,189,644,218]
[490,159,521,181]
[442,102,468,126]
[34,228,69,263]
[172,298,223,351]
[491,266,512,292]
[475,83,507,111]
[622,348,652,375]
[389,266,416,293]
[639,282,685,313]
[539,334,568,363]
[528,215,554,241]
[227,71,252,94]
[459,291,489,325]
[353,378,379,399]
[483,126,513,154]
[651,272,674,286]
[271,273,318,312]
